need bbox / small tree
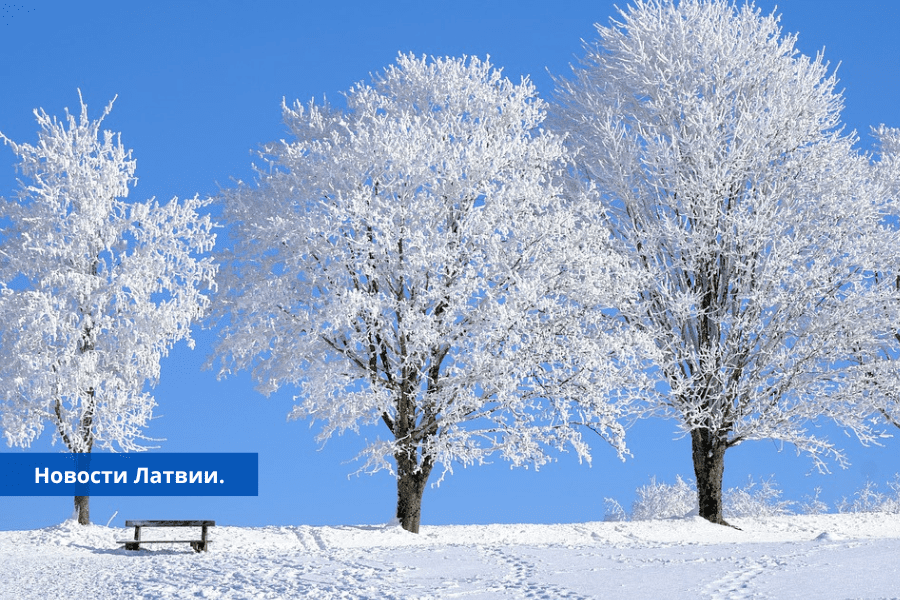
[213,54,645,533]
[554,0,900,525]
[0,93,217,524]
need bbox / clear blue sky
[1,0,898,531]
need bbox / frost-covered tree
[857,125,900,430]
[0,93,217,524]
[214,54,646,533]
[554,0,900,525]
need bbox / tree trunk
[690,427,729,526]
[395,450,433,534]
[73,447,92,526]
[74,495,90,525]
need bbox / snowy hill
[2,514,899,599]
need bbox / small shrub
[626,475,794,521]
[837,480,885,513]
[603,498,628,522]
[799,487,829,515]
[631,476,697,520]
[837,476,900,514]
[724,476,793,518]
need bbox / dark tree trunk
[690,427,729,526]
[74,495,90,525]
[73,445,92,525]
[68,406,94,526]
[395,449,433,534]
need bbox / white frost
[0,92,217,452]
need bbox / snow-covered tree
[0,93,217,524]
[554,0,900,525]
[858,125,900,430]
[213,54,646,532]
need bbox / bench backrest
[125,520,215,527]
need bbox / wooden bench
[118,520,215,552]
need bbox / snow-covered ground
[2,514,900,599]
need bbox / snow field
[2,514,900,599]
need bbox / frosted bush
[724,477,794,518]
[837,480,886,513]
[837,477,900,514]
[799,487,830,515]
[631,476,697,521]
[625,475,794,521]
[603,498,628,522]
[887,477,900,512]
[609,474,900,520]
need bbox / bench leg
[125,526,142,551]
